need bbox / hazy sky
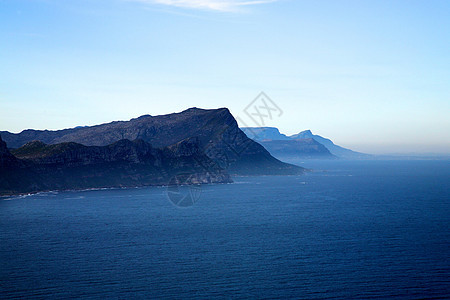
[1,0,449,154]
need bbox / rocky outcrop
[0,135,20,168]
[1,137,231,196]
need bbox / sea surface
[1,160,449,299]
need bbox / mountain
[1,136,232,195]
[290,130,369,158]
[241,127,369,159]
[240,127,291,141]
[258,138,335,160]
[1,108,304,177]
[0,135,20,169]
[241,127,335,159]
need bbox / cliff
[1,136,231,195]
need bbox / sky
[1,0,449,154]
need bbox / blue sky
[1,0,449,154]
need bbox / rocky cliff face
[0,135,22,169]
[2,108,304,176]
[1,137,231,195]
[13,139,160,165]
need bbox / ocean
[1,160,449,298]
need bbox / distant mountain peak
[290,130,315,139]
[241,127,370,159]
[240,127,290,141]
[300,130,313,135]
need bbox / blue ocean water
[1,160,449,299]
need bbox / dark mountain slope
[1,136,231,196]
[0,136,20,169]
[2,108,304,175]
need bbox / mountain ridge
[1,108,305,195]
[258,138,336,160]
[241,127,369,159]
[1,108,304,175]
[290,130,369,158]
